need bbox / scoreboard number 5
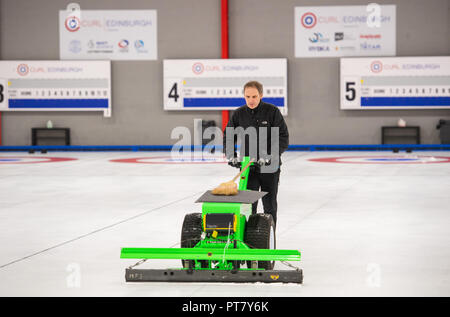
[164,79,183,109]
[345,82,356,101]
[341,77,360,109]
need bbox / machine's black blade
[125,269,303,284]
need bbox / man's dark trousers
[247,167,281,227]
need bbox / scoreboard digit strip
[341,57,450,110]
[0,61,112,117]
[164,59,288,115]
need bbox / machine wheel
[244,213,276,270]
[181,213,208,269]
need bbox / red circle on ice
[0,156,78,164]
[110,156,227,164]
[308,156,450,164]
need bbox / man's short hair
[243,81,263,95]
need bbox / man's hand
[228,157,241,168]
[257,158,271,166]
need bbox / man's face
[244,87,262,109]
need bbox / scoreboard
[164,59,288,115]
[0,61,111,117]
[340,57,450,110]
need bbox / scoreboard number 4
[164,79,183,109]
[168,82,179,102]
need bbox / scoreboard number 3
[0,79,8,109]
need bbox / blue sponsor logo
[134,40,148,53]
[308,46,330,52]
[68,40,82,53]
[135,40,144,49]
[360,41,381,50]
[105,20,153,28]
[87,40,113,50]
[309,33,329,43]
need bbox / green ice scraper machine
[120,157,303,283]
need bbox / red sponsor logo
[17,64,29,76]
[65,16,81,32]
[360,34,381,39]
[370,61,383,73]
[301,12,317,28]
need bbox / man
[223,81,289,227]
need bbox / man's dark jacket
[223,101,289,166]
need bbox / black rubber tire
[180,213,207,268]
[244,213,276,270]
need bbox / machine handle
[231,159,254,183]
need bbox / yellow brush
[211,159,253,196]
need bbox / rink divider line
[1,144,450,152]
[0,191,203,270]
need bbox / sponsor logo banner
[59,10,157,60]
[295,5,396,57]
